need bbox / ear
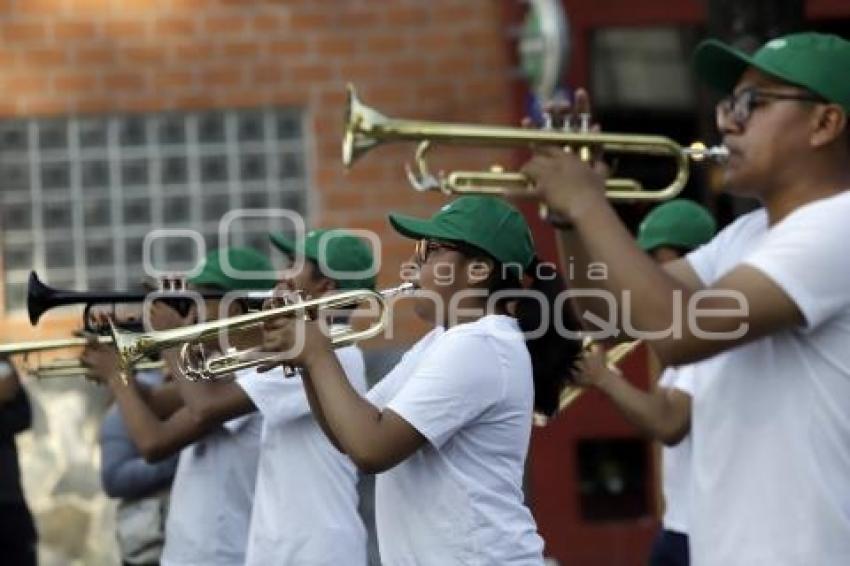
[466,258,494,285]
[317,276,337,295]
[810,104,847,149]
[227,299,247,317]
[187,302,200,324]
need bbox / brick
[219,41,260,59]
[151,69,195,90]
[73,95,117,114]
[440,3,479,24]
[14,0,65,17]
[385,60,430,81]
[0,97,17,115]
[325,190,366,210]
[0,48,16,68]
[3,21,49,43]
[21,47,68,67]
[430,55,475,76]
[268,39,310,58]
[203,14,248,35]
[316,36,356,58]
[18,96,71,116]
[267,90,310,107]
[291,63,332,83]
[415,30,458,53]
[199,66,244,88]
[213,90,270,109]
[173,42,215,60]
[103,72,147,92]
[74,46,117,65]
[365,34,407,54]
[53,20,99,41]
[103,19,149,39]
[335,7,381,28]
[52,71,99,94]
[250,64,285,85]
[335,61,382,83]
[366,85,412,109]
[120,95,168,113]
[252,12,288,33]
[153,16,197,38]
[338,162,386,184]
[317,88,346,108]
[289,10,328,31]
[171,93,217,111]
[6,73,50,95]
[382,5,429,27]
[120,46,169,66]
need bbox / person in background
[100,368,179,566]
[0,356,38,566]
[574,199,717,566]
[525,31,850,565]
[84,247,275,566]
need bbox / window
[0,108,308,311]
[577,438,650,521]
[592,27,698,110]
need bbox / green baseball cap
[693,32,850,113]
[388,196,536,278]
[269,228,376,290]
[637,199,717,253]
[190,247,276,291]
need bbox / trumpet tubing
[343,84,728,201]
[33,358,164,379]
[0,335,112,356]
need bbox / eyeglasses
[716,87,825,127]
[414,239,459,265]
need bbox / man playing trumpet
[524,32,850,565]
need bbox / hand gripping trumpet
[534,338,643,426]
[343,84,728,201]
[110,283,415,382]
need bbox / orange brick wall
[0,0,518,344]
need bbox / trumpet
[111,283,415,381]
[534,338,643,426]
[0,335,112,357]
[32,358,165,379]
[28,270,273,329]
[343,84,728,201]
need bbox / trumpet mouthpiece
[686,142,729,163]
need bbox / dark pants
[0,503,37,566]
[649,529,689,566]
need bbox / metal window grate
[0,108,308,311]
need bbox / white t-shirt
[367,316,545,566]
[683,191,850,566]
[657,365,697,534]
[236,345,368,566]
[161,412,262,566]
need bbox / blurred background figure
[100,369,178,566]
[572,199,716,566]
[0,356,38,566]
